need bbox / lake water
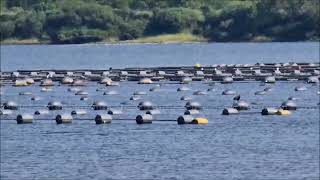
[1,42,320,179]
[1,42,319,71]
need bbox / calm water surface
[0,42,319,179]
[1,42,319,71]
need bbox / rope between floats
[0,118,176,122]
[3,105,319,110]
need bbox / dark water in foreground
[1,81,319,179]
[1,42,319,71]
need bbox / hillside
[0,0,319,44]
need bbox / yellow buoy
[192,117,208,124]
[276,109,291,116]
[194,63,201,68]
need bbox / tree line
[0,0,319,44]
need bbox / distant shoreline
[0,33,206,45]
[1,34,318,46]
[2,40,319,45]
[0,41,207,45]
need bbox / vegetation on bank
[122,33,206,43]
[0,38,44,44]
[0,0,319,44]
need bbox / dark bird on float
[233,95,240,101]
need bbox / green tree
[75,3,115,29]
[0,20,15,39]
[14,10,44,38]
[204,1,256,41]
[0,0,319,43]
[146,7,204,34]
[118,20,147,40]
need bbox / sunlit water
[0,42,319,179]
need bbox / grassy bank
[1,33,208,45]
[123,33,208,43]
[0,38,49,45]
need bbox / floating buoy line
[1,62,320,84]
[0,105,318,109]
[1,63,319,125]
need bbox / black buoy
[103,90,118,95]
[281,100,297,110]
[294,86,307,91]
[177,115,194,124]
[138,101,154,110]
[16,114,33,124]
[31,96,41,101]
[107,109,123,115]
[55,114,73,124]
[34,109,50,115]
[80,96,89,101]
[136,114,153,124]
[71,109,87,115]
[263,87,272,92]
[149,86,160,92]
[288,96,298,101]
[261,108,278,115]
[184,110,200,115]
[185,101,202,110]
[130,96,141,101]
[180,96,193,101]
[233,95,240,101]
[95,114,112,124]
[222,108,239,115]
[233,101,249,110]
[3,101,18,110]
[19,92,32,96]
[47,101,63,110]
[92,101,108,110]
[146,109,161,115]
